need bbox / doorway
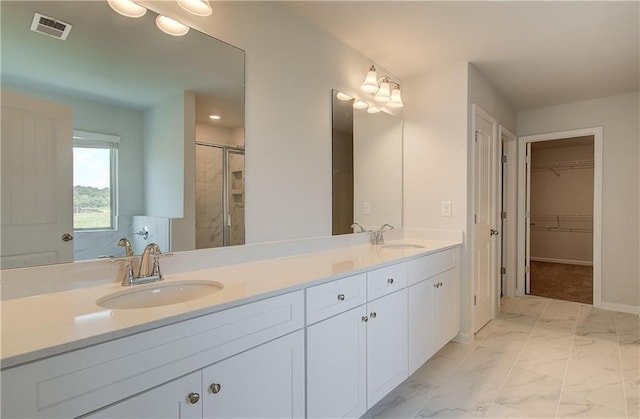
[517,127,603,307]
[528,137,594,304]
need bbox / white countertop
[1,239,460,369]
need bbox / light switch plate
[363,202,371,215]
[441,201,452,217]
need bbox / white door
[1,89,73,268]
[202,330,305,418]
[473,107,498,332]
[366,288,408,409]
[307,305,367,419]
[525,142,532,294]
[87,371,202,419]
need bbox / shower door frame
[196,142,245,247]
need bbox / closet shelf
[529,213,593,233]
[531,159,594,176]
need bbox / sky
[73,148,111,189]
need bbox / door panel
[473,109,497,332]
[1,89,73,268]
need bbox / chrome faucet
[117,238,134,257]
[138,243,162,280]
[371,223,395,245]
[113,241,167,286]
[351,222,365,233]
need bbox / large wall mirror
[331,90,403,235]
[1,1,245,268]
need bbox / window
[72,130,119,230]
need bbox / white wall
[143,1,399,243]
[518,92,640,308]
[196,123,242,148]
[353,110,402,230]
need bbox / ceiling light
[336,92,352,101]
[156,15,190,36]
[367,106,381,114]
[374,79,391,103]
[387,87,404,108]
[360,65,379,93]
[353,100,368,110]
[209,114,221,120]
[177,0,212,17]
[359,65,403,108]
[107,0,147,18]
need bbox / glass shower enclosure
[195,143,245,248]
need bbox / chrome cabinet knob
[361,315,369,323]
[387,278,394,284]
[188,392,200,404]
[490,229,499,236]
[210,383,222,394]
[62,232,74,242]
[337,294,345,301]
[370,312,377,319]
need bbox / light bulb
[177,0,212,17]
[156,15,190,36]
[367,106,381,114]
[353,100,368,110]
[107,0,147,18]
[360,65,379,93]
[387,87,404,108]
[374,81,391,103]
[336,92,352,101]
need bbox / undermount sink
[96,280,224,310]
[380,243,425,250]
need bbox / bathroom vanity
[1,240,460,418]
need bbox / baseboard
[453,332,473,345]
[530,257,593,266]
[598,301,640,315]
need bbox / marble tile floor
[363,296,639,418]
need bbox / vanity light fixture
[359,65,404,108]
[177,0,213,17]
[107,0,147,18]
[353,100,368,110]
[336,92,353,101]
[156,15,190,36]
[367,106,381,114]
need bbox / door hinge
[474,295,477,306]
[474,213,478,224]
[475,130,479,142]
[501,267,506,275]
[501,155,507,163]
[525,155,530,164]
[501,211,507,219]
[525,266,530,273]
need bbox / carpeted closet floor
[529,261,593,304]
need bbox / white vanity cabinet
[407,249,459,374]
[86,371,203,419]
[2,291,304,419]
[88,330,305,419]
[306,263,408,418]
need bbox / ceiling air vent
[30,12,72,40]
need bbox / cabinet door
[433,269,459,350]
[307,305,367,419]
[202,330,305,418]
[86,371,202,419]
[366,288,408,409]
[408,277,436,375]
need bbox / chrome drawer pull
[387,278,394,284]
[337,293,345,301]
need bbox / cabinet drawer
[408,248,457,286]
[306,273,367,324]
[367,263,407,301]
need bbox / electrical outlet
[441,201,452,217]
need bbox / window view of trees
[73,186,111,229]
